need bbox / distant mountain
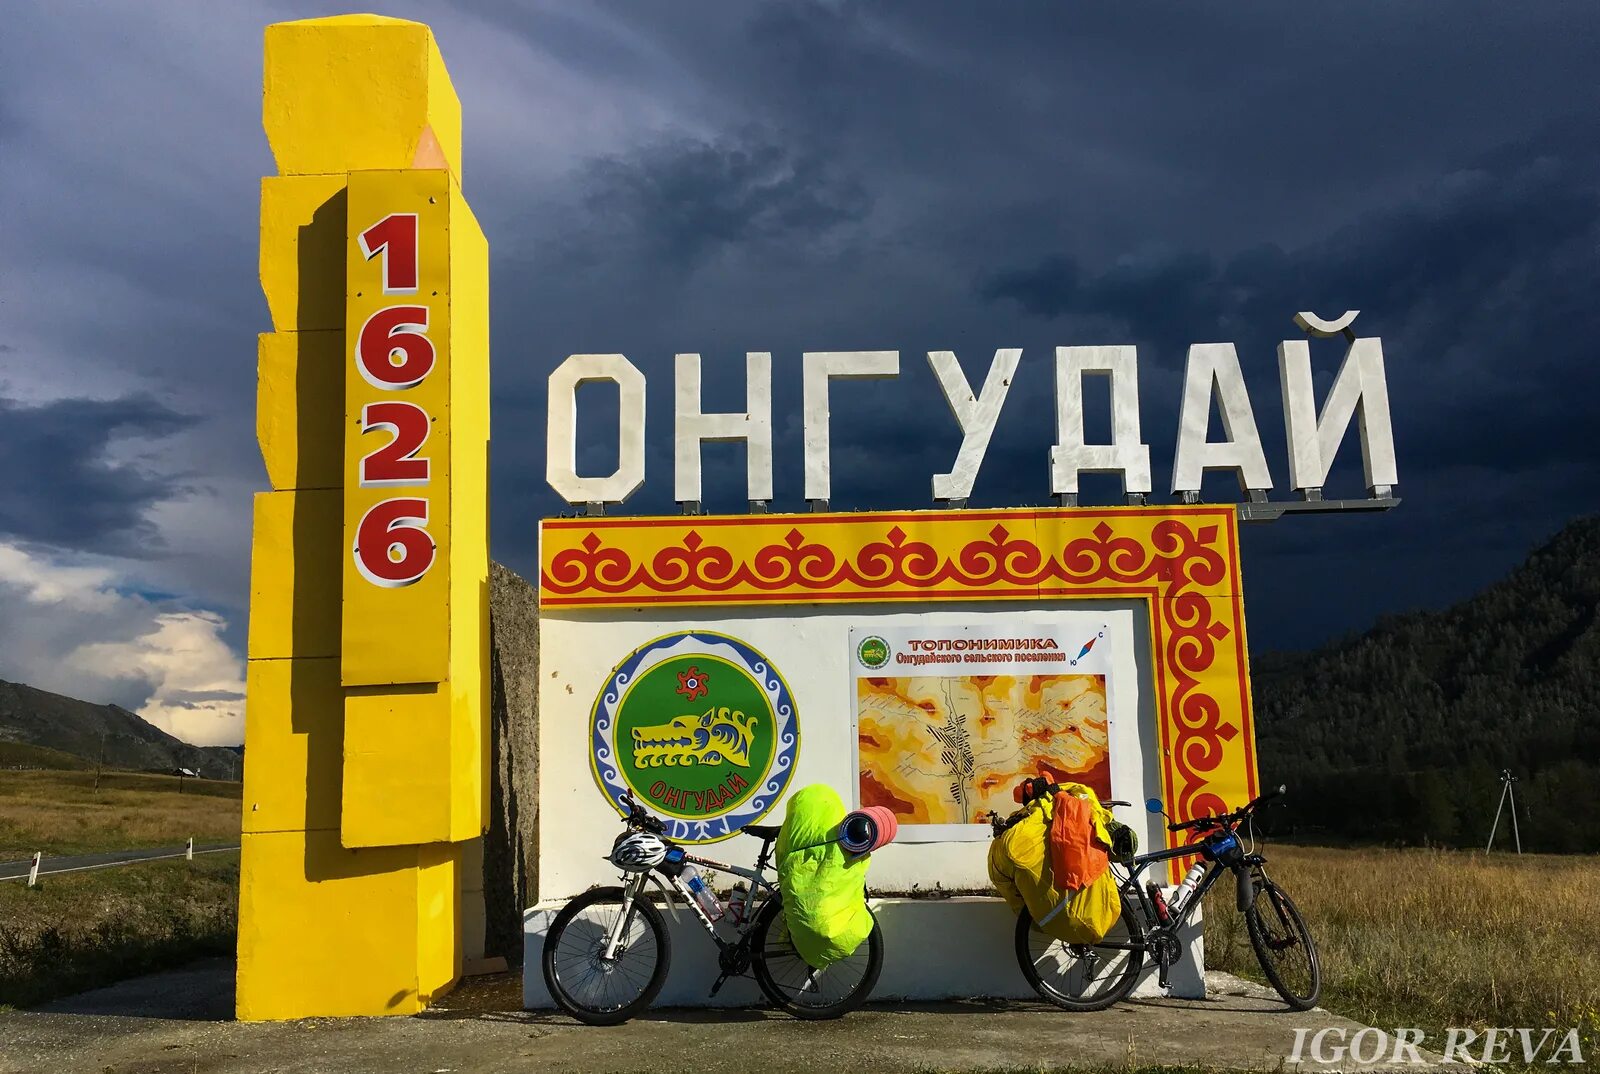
[0,679,241,778]
[1254,515,1600,852]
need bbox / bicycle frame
[600,846,779,961]
[1112,841,1233,935]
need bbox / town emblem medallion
[589,631,799,842]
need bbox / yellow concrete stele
[246,489,341,661]
[238,832,457,1019]
[241,657,342,834]
[258,175,348,332]
[339,168,489,847]
[241,14,489,1021]
[263,15,462,177]
[341,170,456,690]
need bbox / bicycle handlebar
[618,792,666,835]
[1166,784,1285,832]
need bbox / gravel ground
[0,959,1462,1073]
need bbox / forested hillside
[1253,515,1600,852]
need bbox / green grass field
[0,770,242,1009]
[0,854,238,1010]
[0,768,241,859]
[1205,844,1600,1063]
[0,741,93,770]
[2,761,1597,1069]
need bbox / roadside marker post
[27,852,40,888]
[186,838,194,862]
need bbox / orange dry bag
[1049,789,1109,891]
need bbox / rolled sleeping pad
[838,805,899,854]
[864,806,898,849]
[838,812,874,853]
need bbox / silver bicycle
[541,792,884,1025]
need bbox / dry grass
[0,854,238,1009]
[1206,844,1600,1057]
[0,770,241,1009]
[0,770,241,859]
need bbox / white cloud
[0,543,120,612]
[0,542,245,747]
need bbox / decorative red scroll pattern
[540,508,1255,869]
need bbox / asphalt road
[0,844,239,881]
[0,959,1469,1074]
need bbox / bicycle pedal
[709,974,729,997]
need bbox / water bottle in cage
[1146,881,1171,925]
[726,882,749,924]
[683,865,723,922]
[1170,862,1206,914]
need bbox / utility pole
[1486,769,1522,855]
[93,731,105,796]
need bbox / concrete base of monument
[522,895,1203,1009]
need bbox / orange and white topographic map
[857,674,1111,824]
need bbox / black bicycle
[542,793,884,1025]
[1006,784,1321,1012]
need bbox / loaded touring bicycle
[542,792,884,1025]
[1005,782,1322,1012]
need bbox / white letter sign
[546,353,647,506]
[1051,345,1152,499]
[674,351,774,507]
[1278,315,1399,495]
[802,350,899,504]
[928,348,1020,503]
[1171,343,1273,495]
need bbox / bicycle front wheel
[1016,898,1145,1012]
[1244,875,1321,1011]
[542,885,670,1026]
[751,897,883,1019]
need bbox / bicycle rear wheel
[1016,898,1145,1012]
[542,885,670,1026]
[1244,875,1321,1011]
[751,896,883,1019]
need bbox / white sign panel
[850,619,1115,843]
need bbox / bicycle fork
[601,872,653,961]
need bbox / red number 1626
[352,212,437,589]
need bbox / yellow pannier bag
[987,792,1121,944]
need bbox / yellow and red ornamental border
[540,505,1259,873]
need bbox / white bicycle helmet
[610,831,668,873]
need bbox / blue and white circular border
[588,630,800,844]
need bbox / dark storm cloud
[973,132,1600,644]
[504,55,1600,649]
[0,394,195,553]
[978,131,1600,477]
[583,133,871,269]
[3,0,1599,665]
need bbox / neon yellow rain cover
[775,785,874,969]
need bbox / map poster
[851,621,1112,841]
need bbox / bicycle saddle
[741,823,781,841]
